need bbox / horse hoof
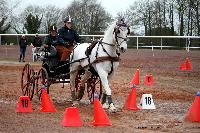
[108,103,117,113]
[102,103,109,109]
[72,101,79,107]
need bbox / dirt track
[0,47,200,133]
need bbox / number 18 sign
[139,94,156,109]
[16,96,33,112]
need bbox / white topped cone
[139,94,156,109]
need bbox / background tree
[169,0,175,35]
[0,0,16,45]
[3,0,200,38]
[43,5,62,33]
[24,13,42,34]
[195,1,200,36]
[0,0,11,34]
[62,0,112,34]
[177,0,186,36]
[13,5,44,34]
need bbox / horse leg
[101,93,107,104]
[77,69,92,100]
[97,69,117,112]
[101,73,113,105]
[70,67,79,105]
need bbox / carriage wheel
[35,68,50,100]
[87,75,102,103]
[21,63,35,100]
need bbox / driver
[58,16,80,61]
[42,25,59,57]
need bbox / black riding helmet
[49,25,57,32]
[64,16,73,23]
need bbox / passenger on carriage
[42,25,59,57]
[42,25,68,72]
[57,16,80,61]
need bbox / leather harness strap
[93,56,120,75]
[93,56,120,64]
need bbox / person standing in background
[19,34,28,62]
[32,33,42,60]
[33,33,42,47]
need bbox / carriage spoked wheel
[86,75,102,103]
[21,63,35,100]
[35,67,50,100]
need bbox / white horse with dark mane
[70,19,130,112]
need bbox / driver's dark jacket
[43,34,64,56]
[58,27,80,45]
[43,35,64,47]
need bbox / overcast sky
[15,0,135,17]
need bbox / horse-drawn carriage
[20,19,130,112]
[21,49,102,103]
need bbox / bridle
[100,22,130,49]
[113,23,130,48]
[90,21,130,75]
[96,21,130,58]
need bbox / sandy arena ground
[0,46,200,133]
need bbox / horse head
[113,18,130,53]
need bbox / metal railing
[0,34,200,52]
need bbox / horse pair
[70,19,130,112]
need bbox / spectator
[32,33,42,59]
[19,34,28,62]
[33,33,42,47]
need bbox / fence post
[160,37,163,50]
[185,38,187,51]
[136,37,138,50]
[0,35,1,45]
[151,42,154,56]
[17,35,19,45]
[187,38,190,52]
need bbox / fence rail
[0,34,200,52]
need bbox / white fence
[0,34,200,53]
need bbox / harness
[68,41,121,76]
[81,22,129,75]
[91,41,120,75]
[67,21,129,76]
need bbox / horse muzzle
[120,47,126,53]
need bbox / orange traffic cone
[124,87,139,110]
[179,62,186,70]
[185,57,192,70]
[130,68,140,87]
[90,99,112,126]
[16,96,33,113]
[61,107,82,127]
[144,74,154,86]
[41,89,56,112]
[185,92,200,122]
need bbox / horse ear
[127,27,130,35]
